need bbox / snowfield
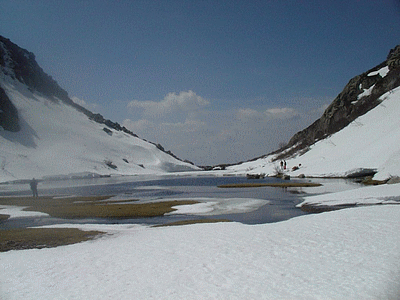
[298,181,400,208]
[1,204,400,299]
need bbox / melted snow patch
[0,205,49,218]
[356,84,375,101]
[167,197,268,215]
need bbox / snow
[167,197,268,215]
[0,204,49,218]
[356,84,375,101]
[227,86,400,181]
[1,204,399,299]
[368,65,390,77]
[298,182,400,208]
[0,76,199,183]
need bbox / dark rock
[103,127,112,135]
[0,86,20,131]
[246,173,265,179]
[105,160,117,169]
[345,168,377,178]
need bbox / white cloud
[162,119,207,133]
[127,90,209,118]
[236,108,264,119]
[123,91,325,165]
[265,107,300,119]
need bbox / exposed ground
[218,182,322,188]
[0,196,198,219]
[0,196,200,251]
[153,219,231,227]
[0,228,103,252]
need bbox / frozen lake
[0,174,361,228]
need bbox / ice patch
[167,197,268,215]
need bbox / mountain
[275,45,400,159]
[0,36,199,183]
[228,45,400,181]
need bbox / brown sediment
[0,228,103,252]
[153,218,231,227]
[0,196,198,219]
[218,182,322,188]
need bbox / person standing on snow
[30,178,39,198]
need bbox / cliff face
[279,45,400,159]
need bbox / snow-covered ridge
[228,86,400,180]
[0,36,200,183]
[0,76,199,182]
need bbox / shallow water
[0,174,360,228]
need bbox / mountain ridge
[0,36,198,182]
[273,45,400,161]
[226,44,400,180]
[0,35,188,163]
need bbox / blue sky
[1,0,400,165]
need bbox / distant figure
[284,160,287,170]
[280,161,284,171]
[30,178,38,198]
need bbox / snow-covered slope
[2,205,400,299]
[0,75,198,182]
[228,85,400,180]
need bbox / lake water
[0,174,360,228]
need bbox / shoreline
[2,176,397,252]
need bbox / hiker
[284,161,287,170]
[30,178,39,198]
[280,161,284,171]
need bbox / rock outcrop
[0,86,19,131]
